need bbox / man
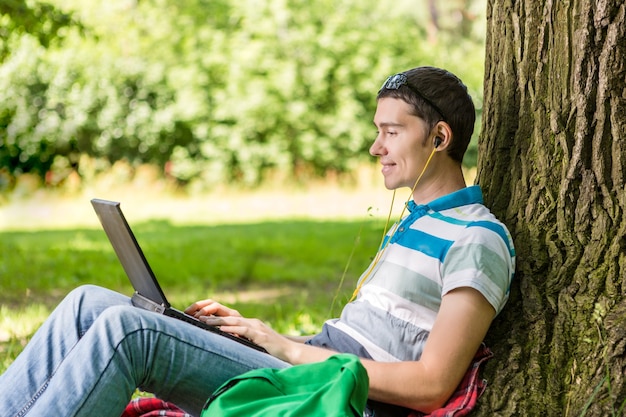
[0,66,515,417]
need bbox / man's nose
[369,136,383,156]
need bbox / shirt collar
[407,185,484,213]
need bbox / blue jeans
[0,285,289,417]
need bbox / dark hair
[377,66,475,163]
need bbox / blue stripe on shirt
[392,228,454,262]
[429,213,516,259]
[468,221,516,258]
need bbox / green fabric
[201,354,369,417]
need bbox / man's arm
[283,335,314,343]
[361,287,495,412]
[197,287,495,413]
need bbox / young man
[0,66,515,417]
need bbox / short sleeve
[441,220,515,315]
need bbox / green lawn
[0,217,385,373]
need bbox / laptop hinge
[132,292,166,314]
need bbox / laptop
[90,198,267,353]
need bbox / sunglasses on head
[379,73,447,122]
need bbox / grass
[0,219,387,372]
[0,169,401,374]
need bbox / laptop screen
[91,199,170,307]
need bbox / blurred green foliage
[0,0,79,57]
[0,0,486,189]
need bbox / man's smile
[380,161,396,175]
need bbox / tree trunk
[475,0,626,415]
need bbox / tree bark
[476,0,626,415]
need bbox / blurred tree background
[0,0,487,192]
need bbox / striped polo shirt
[307,185,515,362]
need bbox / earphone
[434,136,443,148]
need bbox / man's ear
[432,121,453,150]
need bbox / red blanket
[409,344,494,417]
[122,345,493,417]
[121,397,190,417]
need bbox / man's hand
[184,299,243,319]
[183,299,311,360]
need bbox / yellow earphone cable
[348,145,439,302]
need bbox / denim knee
[65,284,113,302]
[57,285,132,336]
